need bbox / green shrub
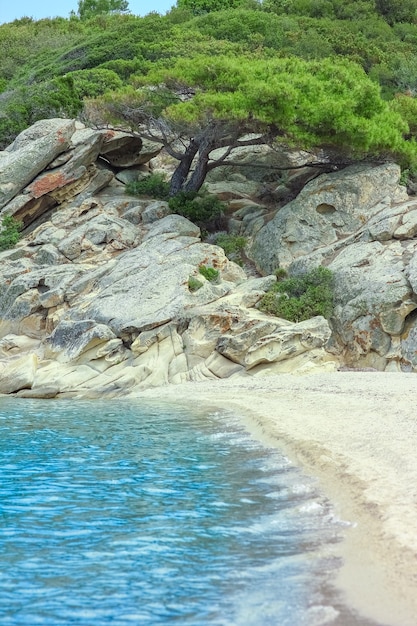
[212,232,247,265]
[214,233,247,256]
[125,173,170,199]
[0,76,82,148]
[258,266,334,322]
[67,67,123,98]
[126,177,225,229]
[0,215,22,251]
[198,264,219,282]
[168,190,224,230]
[97,58,145,79]
[188,275,203,291]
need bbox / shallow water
[0,398,377,625]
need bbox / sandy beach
[136,371,417,626]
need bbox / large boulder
[250,163,408,274]
[0,121,163,230]
[99,130,161,167]
[325,239,417,369]
[0,119,75,211]
[287,202,417,370]
[0,353,38,394]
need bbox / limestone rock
[115,166,149,184]
[0,334,41,358]
[0,119,75,211]
[206,180,259,201]
[0,353,38,393]
[47,320,117,362]
[2,117,417,391]
[216,315,332,369]
[99,130,161,167]
[68,236,235,336]
[143,214,200,239]
[250,163,408,273]
[141,201,170,225]
[15,386,59,399]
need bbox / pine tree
[77,0,130,20]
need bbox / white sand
[136,371,417,626]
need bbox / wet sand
[135,371,417,626]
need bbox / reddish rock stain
[27,172,75,199]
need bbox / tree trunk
[184,148,210,193]
[169,140,199,196]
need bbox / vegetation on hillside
[258,266,334,322]
[0,216,22,251]
[2,0,417,188]
[88,53,414,194]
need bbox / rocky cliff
[0,119,415,397]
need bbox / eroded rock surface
[249,162,417,370]
[2,119,417,395]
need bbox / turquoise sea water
[0,398,377,625]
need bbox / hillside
[1,0,417,170]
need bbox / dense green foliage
[126,174,225,229]
[68,68,123,98]
[126,174,170,200]
[77,0,130,20]
[147,54,407,152]
[168,192,225,229]
[0,216,22,251]
[176,0,250,15]
[258,266,334,322]
[90,52,415,194]
[0,76,82,147]
[2,0,417,175]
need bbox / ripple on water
[0,397,375,626]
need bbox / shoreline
[135,371,417,626]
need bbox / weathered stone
[401,317,417,370]
[15,386,59,398]
[32,361,98,392]
[71,236,230,335]
[216,316,283,366]
[1,127,113,228]
[33,244,67,266]
[366,205,404,242]
[0,353,38,393]
[393,205,417,239]
[115,166,149,184]
[0,334,41,358]
[4,119,73,153]
[217,315,331,369]
[47,319,116,362]
[206,180,259,201]
[143,214,200,239]
[248,347,338,375]
[66,214,138,249]
[68,168,114,205]
[119,200,149,225]
[141,201,170,225]
[182,313,235,361]
[250,163,408,273]
[99,131,161,167]
[205,351,244,378]
[0,119,75,210]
